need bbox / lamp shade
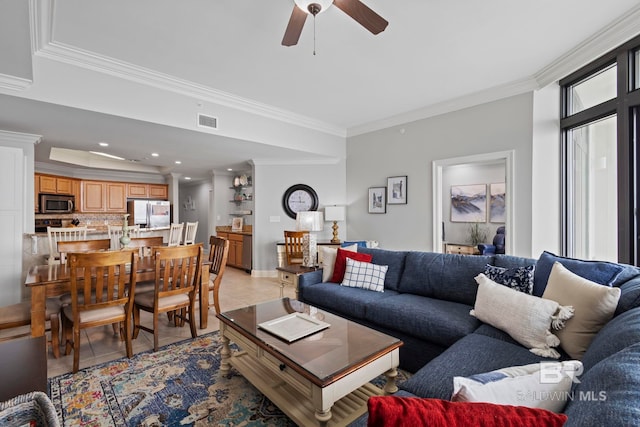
[324,206,346,222]
[296,211,324,231]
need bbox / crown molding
[535,4,640,87]
[347,77,538,137]
[0,130,42,145]
[33,1,345,138]
[249,157,341,166]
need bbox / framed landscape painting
[450,184,486,222]
[489,182,506,223]
[368,187,386,213]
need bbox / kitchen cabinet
[38,174,74,195]
[149,184,168,199]
[34,175,39,213]
[217,231,251,271]
[126,183,168,199]
[81,181,127,213]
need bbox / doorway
[432,150,514,253]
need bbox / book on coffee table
[258,312,330,342]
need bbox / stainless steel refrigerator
[127,200,171,228]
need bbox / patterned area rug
[48,331,407,426]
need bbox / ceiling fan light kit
[282,0,388,48]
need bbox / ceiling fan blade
[333,0,388,35]
[282,6,308,46]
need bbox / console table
[444,243,480,255]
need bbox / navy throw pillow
[532,251,624,296]
[483,264,535,294]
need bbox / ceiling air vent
[197,113,218,130]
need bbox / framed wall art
[368,187,386,213]
[489,182,506,223]
[231,217,244,232]
[387,176,407,204]
[450,184,487,222]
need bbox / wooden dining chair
[47,226,88,265]
[0,300,61,358]
[132,244,202,351]
[183,221,198,245]
[167,223,184,247]
[208,235,229,314]
[284,230,308,265]
[61,250,138,373]
[107,224,141,249]
[57,238,111,264]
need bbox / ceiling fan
[282,0,388,47]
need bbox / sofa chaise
[297,247,640,425]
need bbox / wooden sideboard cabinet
[217,231,252,271]
[444,243,480,255]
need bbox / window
[567,64,617,115]
[561,34,640,265]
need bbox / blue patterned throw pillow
[484,264,535,294]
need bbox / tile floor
[43,268,294,377]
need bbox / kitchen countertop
[26,226,170,237]
[216,226,252,236]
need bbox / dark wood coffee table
[217,298,402,427]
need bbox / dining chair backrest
[68,250,138,316]
[127,236,164,257]
[152,244,202,296]
[183,221,198,245]
[208,236,229,314]
[167,223,184,247]
[283,230,308,265]
[57,238,110,264]
[47,227,88,264]
[107,224,141,250]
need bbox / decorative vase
[120,214,131,248]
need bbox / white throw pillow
[452,360,583,413]
[320,244,357,282]
[341,258,388,292]
[471,274,574,359]
[542,262,621,360]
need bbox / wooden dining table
[24,256,211,337]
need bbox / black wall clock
[282,184,319,219]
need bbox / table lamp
[296,211,324,267]
[324,206,346,244]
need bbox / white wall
[531,84,561,257]
[252,159,346,273]
[178,180,212,248]
[346,93,535,256]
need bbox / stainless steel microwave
[39,194,74,213]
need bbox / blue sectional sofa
[297,248,640,425]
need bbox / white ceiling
[1,0,640,181]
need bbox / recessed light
[98,142,109,147]
[227,168,233,171]
[175,160,182,164]
[151,153,159,157]
[185,177,192,180]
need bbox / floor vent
[197,114,218,130]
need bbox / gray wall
[346,93,534,257]
[252,159,347,273]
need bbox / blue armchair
[478,226,505,255]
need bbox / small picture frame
[231,217,243,232]
[368,187,386,214]
[387,176,407,205]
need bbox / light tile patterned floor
[45,268,293,377]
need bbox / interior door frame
[432,150,515,253]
